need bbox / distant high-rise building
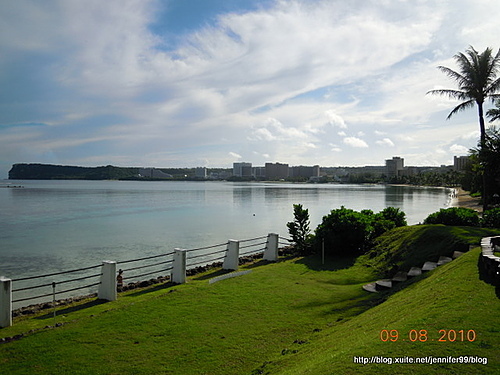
[265,162,289,179]
[289,165,320,178]
[253,167,266,178]
[233,162,252,177]
[386,157,404,178]
[454,156,470,171]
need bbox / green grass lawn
[0,256,377,375]
[1,225,499,374]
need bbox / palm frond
[487,109,500,122]
[431,46,500,125]
[436,66,465,84]
[446,100,475,120]
[426,88,468,101]
[486,99,500,122]
[486,77,500,95]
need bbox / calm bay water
[0,180,452,282]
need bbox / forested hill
[9,163,140,180]
[8,163,229,180]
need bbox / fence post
[172,248,187,284]
[223,240,239,270]
[263,233,278,261]
[0,276,12,328]
[98,261,117,302]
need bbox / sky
[1,0,500,178]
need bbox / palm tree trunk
[478,103,488,211]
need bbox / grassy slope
[0,225,499,374]
[266,247,500,374]
[0,257,377,374]
[358,225,496,277]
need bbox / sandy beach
[449,187,483,213]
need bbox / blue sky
[1,0,500,178]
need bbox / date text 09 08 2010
[379,329,476,342]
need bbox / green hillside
[263,246,500,374]
[0,226,499,374]
[8,163,139,180]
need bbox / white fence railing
[0,233,288,328]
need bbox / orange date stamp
[379,329,477,342]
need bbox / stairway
[479,236,500,285]
[362,253,457,293]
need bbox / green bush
[315,206,372,256]
[378,207,407,227]
[313,206,407,256]
[423,207,480,226]
[482,208,500,228]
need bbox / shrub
[371,218,397,238]
[315,206,373,256]
[291,205,407,257]
[423,207,480,227]
[378,207,407,227]
[482,208,500,228]
[370,207,407,238]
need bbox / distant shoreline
[449,187,482,212]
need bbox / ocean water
[1,180,451,280]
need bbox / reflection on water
[232,186,253,206]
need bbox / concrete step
[362,283,378,293]
[437,256,452,266]
[422,261,437,271]
[407,267,422,277]
[391,271,408,282]
[375,279,392,290]
[484,254,500,261]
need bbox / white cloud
[229,152,242,159]
[449,144,469,155]
[343,137,369,148]
[325,110,347,129]
[253,151,270,159]
[250,128,276,141]
[376,138,395,147]
[460,130,480,141]
[249,117,307,142]
[1,0,499,175]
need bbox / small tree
[287,204,312,255]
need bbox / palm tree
[486,99,500,122]
[428,46,500,210]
